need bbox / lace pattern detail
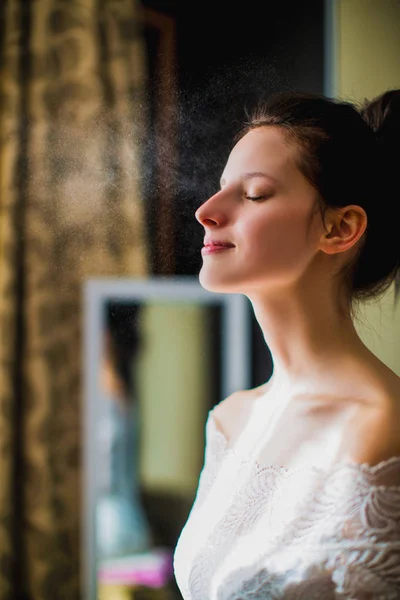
[191,413,228,510]
[174,409,400,600]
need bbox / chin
[198,272,241,294]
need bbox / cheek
[243,208,312,268]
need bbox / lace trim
[207,409,400,486]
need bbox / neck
[247,286,371,397]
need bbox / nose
[195,189,229,227]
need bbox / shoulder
[342,392,400,467]
[213,381,271,417]
[211,388,250,426]
[211,381,271,442]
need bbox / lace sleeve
[217,456,400,600]
[322,456,400,598]
[191,409,227,510]
[276,456,400,599]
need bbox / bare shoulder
[211,380,272,443]
[343,383,400,466]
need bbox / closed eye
[245,194,269,201]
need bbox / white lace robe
[173,405,400,599]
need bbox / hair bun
[360,89,400,144]
[361,89,400,306]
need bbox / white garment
[173,396,400,599]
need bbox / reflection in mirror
[97,303,153,560]
[83,278,250,599]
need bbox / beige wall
[336,0,400,101]
[335,0,400,375]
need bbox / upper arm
[211,389,253,446]
[192,390,250,509]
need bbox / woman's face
[195,126,323,295]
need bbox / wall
[332,0,400,375]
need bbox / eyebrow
[220,171,278,188]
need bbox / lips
[201,241,235,255]
[203,240,235,248]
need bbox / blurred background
[1,1,400,599]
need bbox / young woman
[174,89,400,599]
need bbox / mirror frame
[82,276,251,599]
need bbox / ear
[320,205,368,256]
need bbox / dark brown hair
[237,89,400,319]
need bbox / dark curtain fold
[0,1,149,598]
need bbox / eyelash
[245,194,269,201]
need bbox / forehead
[223,126,298,181]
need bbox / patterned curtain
[0,1,149,598]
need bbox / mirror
[82,277,251,599]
